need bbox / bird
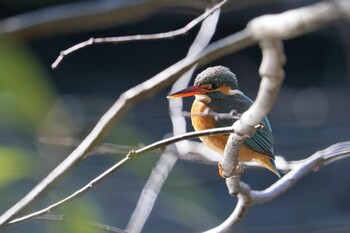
[168,66,281,178]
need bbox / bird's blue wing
[244,116,275,159]
[209,93,275,159]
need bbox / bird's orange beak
[167,85,210,98]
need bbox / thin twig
[51,0,227,69]
[126,7,221,233]
[7,126,239,227]
[34,214,127,233]
[0,5,252,229]
[2,0,347,228]
[39,136,137,155]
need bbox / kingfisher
[168,66,281,178]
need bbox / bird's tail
[269,159,282,178]
[255,156,281,178]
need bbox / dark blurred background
[0,0,349,232]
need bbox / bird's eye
[211,82,219,89]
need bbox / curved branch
[0,0,286,39]
[219,38,285,179]
[0,0,214,39]
[204,181,252,233]
[126,7,221,233]
[251,141,350,203]
[51,0,226,69]
[1,0,348,228]
[218,0,348,179]
[7,126,239,227]
[206,141,350,233]
[0,25,254,228]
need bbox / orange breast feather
[190,100,276,173]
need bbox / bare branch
[0,0,218,39]
[251,141,350,204]
[0,1,254,228]
[204,181,252,233]
[7,126,239,227]
[126,8,221,233]
[182,109,241,121]
[0,0,288,39]
[219,38,285,179]
[51,0,226,69]
[39,136,221,165]
[7,156,131,227]
[125,153,177,233]
[247,1,343,40]
[218,0,348,179]
[39,136,136,155]
[206,0,350,231]
[206,141,350,233]
[88,222,128,233]
[35,214,127,233]
[2,0,349,229]
[0,24,255,228]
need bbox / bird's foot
[218,162,244,178]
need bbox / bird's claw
[218,162,244,178]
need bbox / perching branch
[51,0,226,69]
[219,38,285,183]
[218,0,345,178]
[0,1,243,227]
[1,0,349,230]
[205,141,350,233]
[209,0,350,231]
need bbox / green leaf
[0,36,55,128]
[0,147,33,187]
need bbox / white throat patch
[195,94,211,103]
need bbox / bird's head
[168,66,240,103]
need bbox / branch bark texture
[0,0,349,231]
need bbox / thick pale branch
[251,141,350,203]
[219,38,285,179]
[206,141,350,233]
[2,0,349,229]
[247,1,341,40]
[126,9,220,232]
[218,0,350,179]
[209,0,350,231]
[204,194,251,233]
[0,26,255,228]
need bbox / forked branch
[205,141,350,233]
[1,0,349,231]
